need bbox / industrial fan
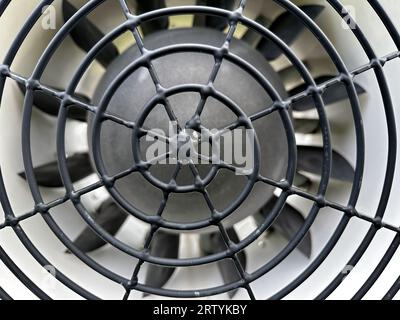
[1,0,399,301]
[14,0,361,298]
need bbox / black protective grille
[0,0,399,300]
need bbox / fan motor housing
[88,27,289,230]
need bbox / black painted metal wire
[0,0,398,300]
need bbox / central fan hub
[89,28,288,231]
[168,130,199,163]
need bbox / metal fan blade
[194,0,236,30]
[294,118,320,134]
[69,199,127,253]
[241,15,271,47]
[294,172,312,190]
[63,0,119,68]
[258,196,312,257]
[18,83,89,121]
[18,153,93,188]
[136,0,169,35]
[143,231,180,296]
[297,145,354,182]
[256,5,325,61]
[200,228,246,299]
[289,76,366,111]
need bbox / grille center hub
[168,130,199,164]
[89,28,289,230]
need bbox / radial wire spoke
[123,164,182,299]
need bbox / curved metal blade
[289,76,366,111]
[18,83,89,121]
[297,145,354,182]
[294,118,320,134]
[256,5,325,61]
[69,199,127,253]
[136,0,169,35]
[63,0,119,68]
[259,196,312,257]
[18,153,93,188]
[241,15,271,47]
[194,0,236,30]
[200,228,246,299]
[143,230,180,296]
[294,172,312,190]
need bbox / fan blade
[294,118,320,134]
[62,0,119,67]
[297,145,354,182]
[259,196,312,257]
[256,5,325,61]
[194,0,236,30]
[294,172,312,190]
[69,199,127,253]
[136,0,169,35]
[18,153,93,188]
[200,228,246,299]
[143,231,180,296]
[18,83,89,121]
[241,15,271,47]
[289,76,366,111]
